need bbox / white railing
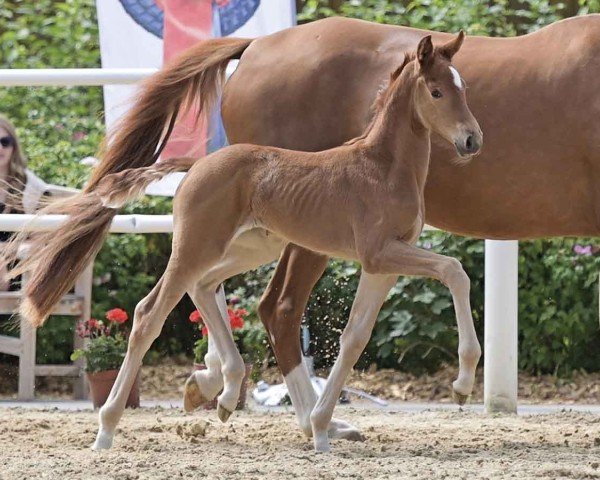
[0,67,519,412]
[0,214,173,234]
[0,68,158,86]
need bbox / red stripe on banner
[157,0,213,159]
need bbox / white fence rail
[0,66,520,412]
[0,68,158,86]
[0,214,173,234]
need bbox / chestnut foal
[86,33,480,453]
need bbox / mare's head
[407,33,482,160]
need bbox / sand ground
[1,406,600,480]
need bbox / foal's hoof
[217,403,233,423]
[183,375,208,412]
[452,389,469,406]
[338,429,366,442]
[328,419,365,442]
[92,429,114,451]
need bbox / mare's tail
[11,37,252,327]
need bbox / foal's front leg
[310,240,481,453]
[359,240,481,403]
[310,273,398,452]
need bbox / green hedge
[1,0,600,375]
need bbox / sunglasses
[0,136,14,148]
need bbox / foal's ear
[439,31,465,60]
[417,35,434,68]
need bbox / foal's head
[407,33,482,160]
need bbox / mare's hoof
[183,375,208,412]
[217,403,233,423]
[452,389,469,406]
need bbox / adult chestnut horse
[10,15,600,442]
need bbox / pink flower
[573,245,593,256]
[201,325,208,336]
[106,308,128,324]
[72,131,87,141]
[75,320,90,338]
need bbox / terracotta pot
[86,369,140,409]
[193,363,253,410]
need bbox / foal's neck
[361,70,430,183]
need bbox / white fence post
[484,239,519,413]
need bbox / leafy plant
[70,308,130,373]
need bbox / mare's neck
[362,70,430,184]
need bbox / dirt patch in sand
[1,406,600,479]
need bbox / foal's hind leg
[183,229,284,413]
[93,272,188,450]
[183,285,228,412]
[188,283,247,421]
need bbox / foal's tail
[11,37,253,328]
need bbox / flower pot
[193,363,253,410]
[86,369,141,409]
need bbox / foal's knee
[440,258,470,292]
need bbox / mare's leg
[310,273,397,452]
[183,229,284,412]
[258,244,363,441]
[311,241,481,452]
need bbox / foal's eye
[431,89,443,99]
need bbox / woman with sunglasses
[0,115,53,291]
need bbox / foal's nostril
[465,135,474,152]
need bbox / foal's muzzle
[455,130,482,158]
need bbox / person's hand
[0,263,11,291]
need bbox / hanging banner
[96,0,296,194]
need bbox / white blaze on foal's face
[449,66,463,89]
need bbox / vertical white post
[72,261,94,399]
[484,239,518,413]
[18,270,35,400]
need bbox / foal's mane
[344,52,415,146]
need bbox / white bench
[0,262,93,399]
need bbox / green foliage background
[1,0,599,375]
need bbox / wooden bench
[0,262,93,400]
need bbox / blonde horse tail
[14,37,253,328]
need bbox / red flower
[88,318,99,330]
[227,308,246,330]
[201,325,209,336]
[189,310,202,323]
[106,308,128,324]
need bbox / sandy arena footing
[1,403,600,479]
